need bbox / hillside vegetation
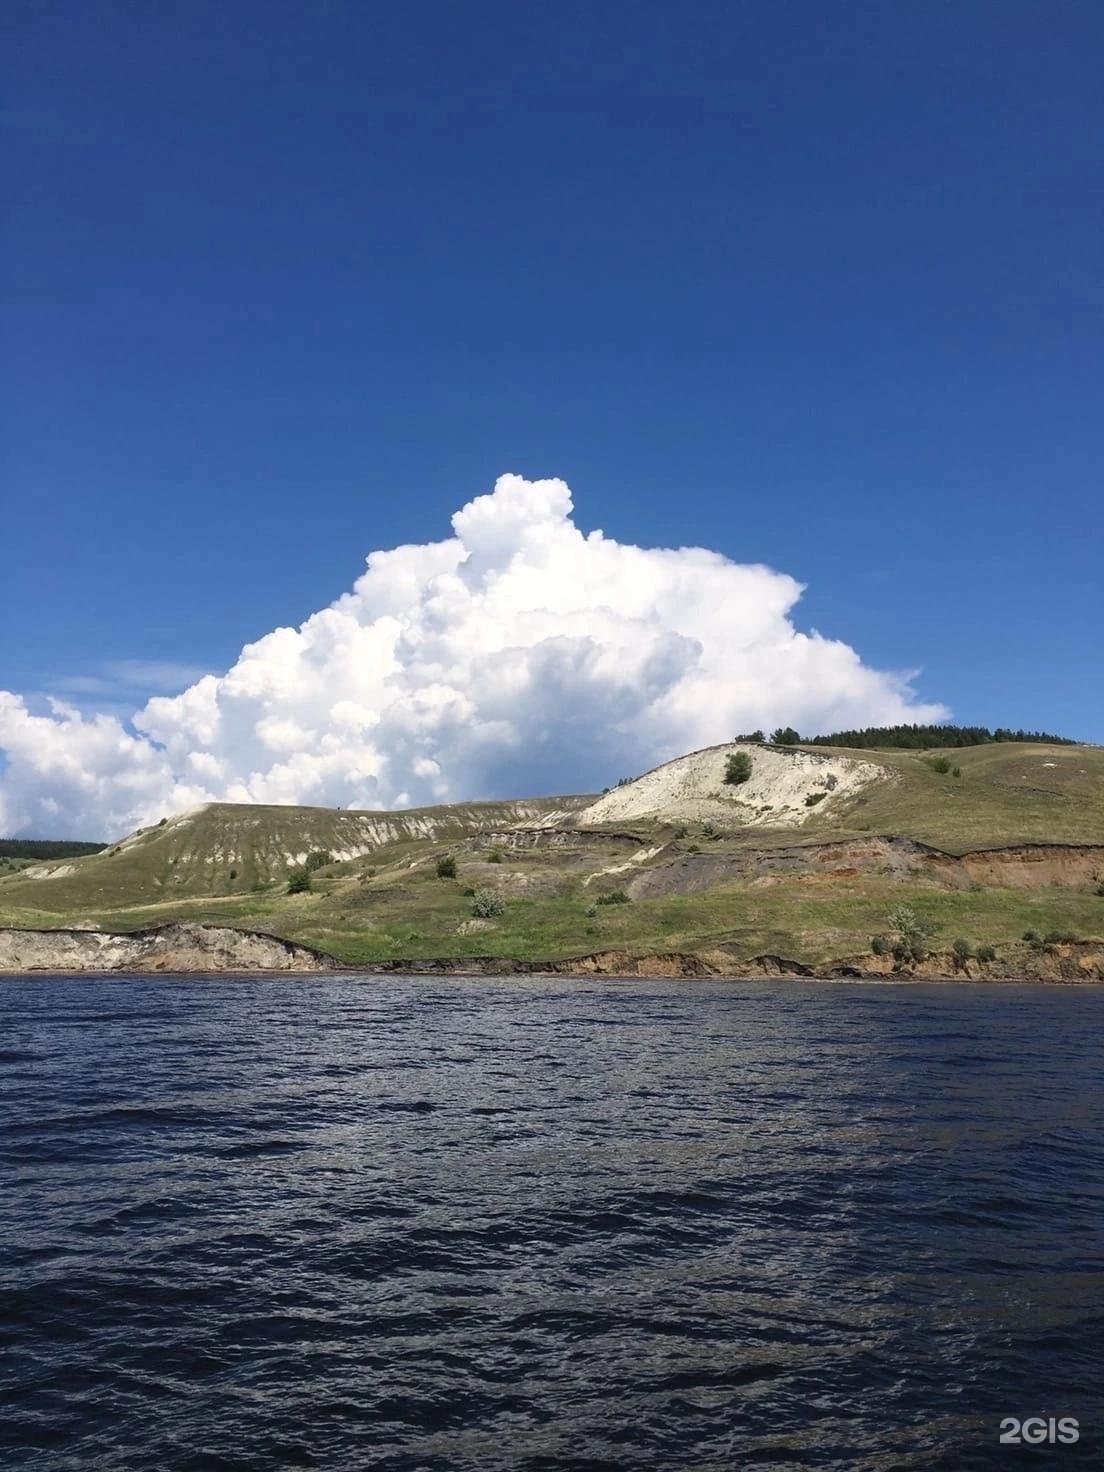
[1,741,1101,973]
[0,795,590,910]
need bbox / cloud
[0,474,947,838]
[49,660,214,701]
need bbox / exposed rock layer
[1,925,1101,983]
[575,743,884,828]
[626,839,1104,898]
[0,923,332,973]
[367,943,1104,983]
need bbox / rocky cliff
[0,923,333,973]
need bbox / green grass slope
[797,741,1104,852]
[0,794,591,913]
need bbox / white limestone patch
[583,846,664,885]
[575,744,886,830]
[19,862,78,881]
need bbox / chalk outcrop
[574,743,884,829]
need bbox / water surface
[1,976,1101,1469]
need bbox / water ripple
[1,975,1102,1470]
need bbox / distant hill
[0,839,107,860]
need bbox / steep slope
[4,794,592,909]
[575,741,1104,852]
[575,743,885,828]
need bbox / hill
[1,741,1102,975]
[575,744,883,828]
[2,794,590,909]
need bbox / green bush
[927,756,952,775]
[805,791,827,807]
[976,944,996,963]
[584,903,598,918]
[770,726,802,746]
[889,904,935,941]
[596,890,630,906]
[952,938,973,963]
[286,867,312,894]
[435,855,457,879]
[487,848,504,863]
[1044,929,1079,945]
[888,904,936,966]
[687,843,701,853]
[471,888,505,918]
[304,850,333,872]
[871,934,891,956]
[1022,928,1040,943]
[724,752,753,785]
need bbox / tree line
[732,724,1077,750]
[0,838,108,860]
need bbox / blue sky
[4,0,1102,769]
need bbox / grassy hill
[0,794,591,911]
[766,740,1104,852]
[2,742,1102,970]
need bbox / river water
[1,976,1101,1469]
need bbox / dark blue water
[1,977,1101,1470]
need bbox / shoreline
[3,969,1103,986]
[2,921,1102,983]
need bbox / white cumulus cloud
[0,474,947,837]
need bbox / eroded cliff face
[538,943,1104,982]
[625,839,1104,899]
[0,923,332,973]
[362,942,1104,982]
[952,846,1104,890]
